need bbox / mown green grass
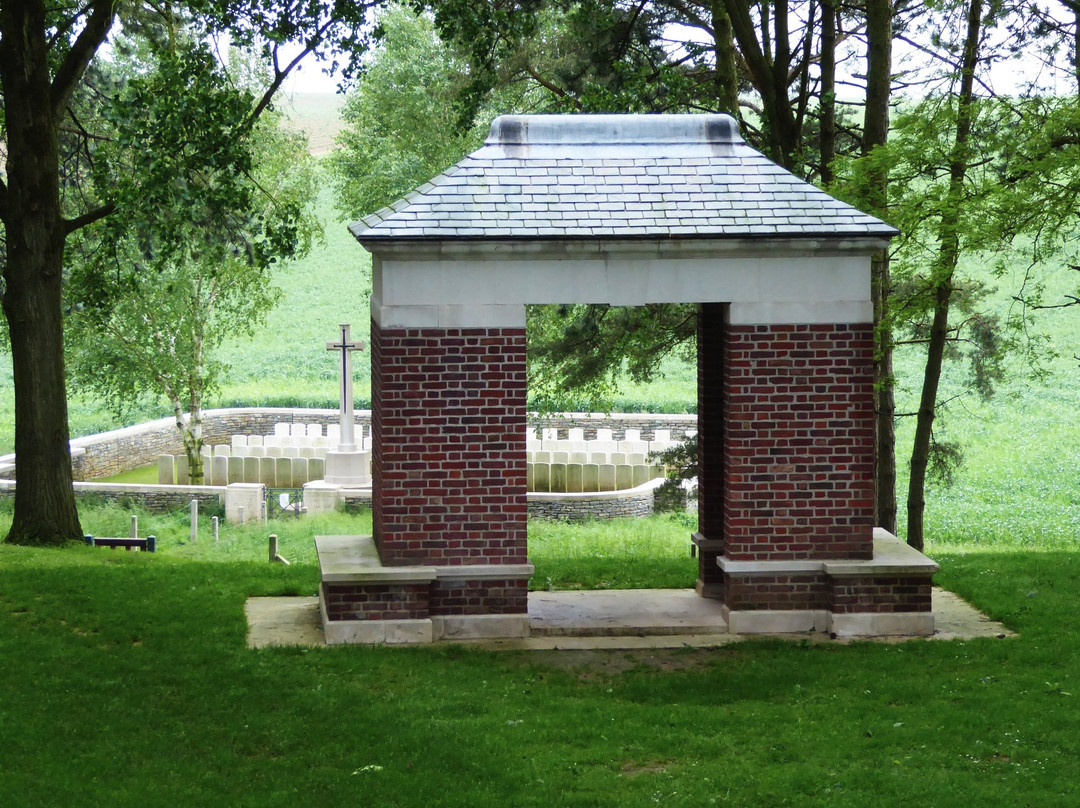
[1,537,1079,806]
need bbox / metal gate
[266,488,305,519]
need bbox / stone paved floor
[244,588,1015,650]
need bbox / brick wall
[428,578,529,615]
[697,303,726,590]
[372,324,529,566]
[322,582,430,621]
[830,575,933,613]
[723,323,875,562]
[724,573,830,611]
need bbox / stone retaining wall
[526,481,661,521]
[0,409,691,520]
[0,480,223,514]
[0,408,697,482]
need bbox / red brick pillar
[721,322,875,612]
[371,323,529,578]
[694,303,726,596]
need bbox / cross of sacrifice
[326,323,365,453]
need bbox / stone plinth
[717,530,939,636]
[316,534,533,645]
[225,483,264,524]
[323,450,371,486]
[303,481,343,515]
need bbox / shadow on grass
[1,546,1079,806]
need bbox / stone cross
[326,323,364,453]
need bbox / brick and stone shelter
[318,113,937,644]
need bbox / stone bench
[316,534,533,645]
[84,534,156,552]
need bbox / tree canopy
[0,0,390,545]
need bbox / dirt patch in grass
[517,646,732,675]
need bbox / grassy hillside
[277,90,346,155]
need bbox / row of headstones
[526,427,691,460]
[529,449,660,467]
[229,422,371,452]
[159,454,325,488]
[528,462,665,494]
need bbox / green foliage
[648,434,698,503]
[327,4,488,220]
[63,36,322,481]
[527,303,696,414]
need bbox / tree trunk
[723,0,802,169]
[171,400,205,485]
[862,0,896,534]
[711,0,740,116]
[819,0,836,184]
[906,0,983,551]
[0,0,84,545]
[1075,4,1080,96]
[872,254,897,534]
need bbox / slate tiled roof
[349,114,897,243]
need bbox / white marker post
[326,323,365,453]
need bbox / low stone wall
[527,479,662,521]
[531,412,697,441]
[0,409,693,520]
[0,408,368,482]
[0,408,697,482]
[0,480,223,514]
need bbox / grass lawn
[1,516,1079,806]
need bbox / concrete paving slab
[528,589,728,636]
[244,597,324,649]
[244,587,1014,649]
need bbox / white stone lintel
[434,564,535,583]
[432,614,531,641]
[372,303,526,330]
[728,300,872,325]
[829,612,935,638]
[722,606,830,634]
